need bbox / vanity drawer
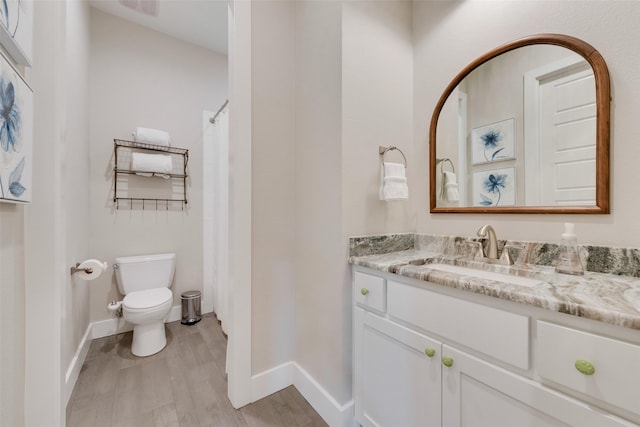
[354,271,386,313]
[537,321,640,417]
[387,280,529,369]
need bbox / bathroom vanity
[350,245,640,427]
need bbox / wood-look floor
[67,314,328,427]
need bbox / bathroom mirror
[430,34,610,214]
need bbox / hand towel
[384,162,405,178]
[131,152,173,178]
[132,127,172,147]
[441,171,459,202]
[379,162,409,201]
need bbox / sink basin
[427,263,546,287]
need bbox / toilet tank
[114,253,176,295]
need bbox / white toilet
[113,253,175,357]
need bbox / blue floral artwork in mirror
[471,118,515,165]
[472,167,515,207]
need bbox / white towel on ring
[379,162,409,201]
[440,171,459,202]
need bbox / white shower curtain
[212,104,230,335]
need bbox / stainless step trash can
[181,290,202,325]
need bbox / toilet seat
[123,288,172,311]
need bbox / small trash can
[181,290,202,325]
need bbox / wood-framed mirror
[430,34,610,214]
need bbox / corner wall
[250,0,296,375]
[62,0,92,398]
[23,1,93,425]
[247,1,414,420]
[414,1,640,246]
[294,0,347,406]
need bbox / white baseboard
[65,305,208,408]
[251,362,354,427]
[293,363,354,427]
[64,324,92,406]
[251,361,295,401]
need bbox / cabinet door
[354,307,441,427]
[441,345,634,427]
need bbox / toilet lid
[124,288,172,310]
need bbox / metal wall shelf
[113,139,189,210]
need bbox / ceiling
[88,0,228,55]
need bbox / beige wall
[248,0,414,405]
[414,0,640,246]
[294,0,347,403]
[251,0,296,374]
[0,205,25,427]
[342,1,415,236]
[62,0,92,390]
[88,9,228,321]
[1,2,92,425]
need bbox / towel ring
[379,146,407,168]
[436,158,455,174]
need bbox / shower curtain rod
[210,99,229,124]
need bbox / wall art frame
[0,0,33,66]
[471,117,515,165]
[472,167,515,207]
[0,49,33,203]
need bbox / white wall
[414,1,640,246]
[88,9,228,322]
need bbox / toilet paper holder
[71,263,94,275]
[70,259,108,280]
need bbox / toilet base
[131,321,167,357]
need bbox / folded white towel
[131,152,173,178]
[132,127,172,147]
[380,162,409,201]
[441,171,459,202]
[384,162,405,178]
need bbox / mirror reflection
[430,34,609,214]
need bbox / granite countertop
[349,249,640,331]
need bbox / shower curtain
[211,103,229,335]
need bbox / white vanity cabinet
[441,344,631,427]
[354,307,441,427]
[352,267,639,427]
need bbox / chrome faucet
[477,224,498,259]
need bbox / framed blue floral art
[0,50,32,203]
[472,167,515,207]
[471,118,515,165]
[0,0,33,66]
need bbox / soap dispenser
[555,223,584,275]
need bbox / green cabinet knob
[442,356,454,368]
[425,348,436,358]
[360,288,369,296]
[575,360,595,376]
